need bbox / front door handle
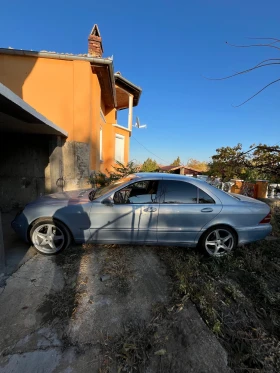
[143,207,157,213]
[201,208,213,212]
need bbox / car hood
[26,189,93,207]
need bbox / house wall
[100,108,130,174]
[0,54,131,198]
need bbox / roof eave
[114,74,142,107]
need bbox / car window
[91,176,138,200]
[113,180,159,204]
[198,188,215,204]
[158,180,198,204]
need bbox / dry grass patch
[155,240,280,372]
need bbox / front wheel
[200,226,237,257]
[30,218,71,255]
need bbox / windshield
[90,174,139,200]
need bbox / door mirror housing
[102,197,114,206]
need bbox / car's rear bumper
[236,224,272,245]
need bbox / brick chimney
[88,24,103,57]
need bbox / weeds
[99,245,134,295]
[155,233,280,372]
[99,320,159,373]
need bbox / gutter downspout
[0,48,117,107]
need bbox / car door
[157,180,222,245]
[88,180,160,244]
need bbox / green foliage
[88,161,140,188]
[207,143,247,181]
[171,156,182,167]
[88,171,110,188]
[208,143,280,182]
[140,158,159,172]
[108,160,140,181]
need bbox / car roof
[133,172,240,204]
[134,172,202,183]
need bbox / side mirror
[102,197,114,206]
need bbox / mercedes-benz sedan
[12,173,272,257]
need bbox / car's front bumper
[237,224,272,245]
[11,212,29,243]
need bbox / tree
[171,156,181,167]
[141,158,159,172]
[205,37,280,106]
[207,143,248,181]
[208,143,280,182]
[108,160,140,181]
[186,158,208,172]
[88,160,140,188]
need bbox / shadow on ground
[1,210,36,277]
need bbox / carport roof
[0,83,68,137]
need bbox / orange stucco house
[0,25,141,210]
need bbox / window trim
[115,133,125,163]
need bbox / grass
[98,320,158,373]
[98,245,134,295]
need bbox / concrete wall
[0,133,49,211]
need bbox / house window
[100,127,103,161]
[115,134,124,163]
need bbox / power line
[131,135,169,164]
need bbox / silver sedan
[12,173,272,257]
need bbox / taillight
[259,211,271,224]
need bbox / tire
[200,225,237,257]
[30,218,71,255]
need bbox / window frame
[113,180,159,205]
[158,180,215,205]
[115,133,125,163]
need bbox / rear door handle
[144,207,157,213]
[201,208,213,212]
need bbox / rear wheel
[30,218,71,255]
[200,226,236,257]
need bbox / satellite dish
[134,116,147,129]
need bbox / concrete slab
[1,210,36,277]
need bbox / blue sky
[1,0,280,165]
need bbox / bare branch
[226,41,280,51]
[245,37,280,45]
[256,145,280,153]
[202,62,280,81]
[232,78,280,107]
[254,58,280,68]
